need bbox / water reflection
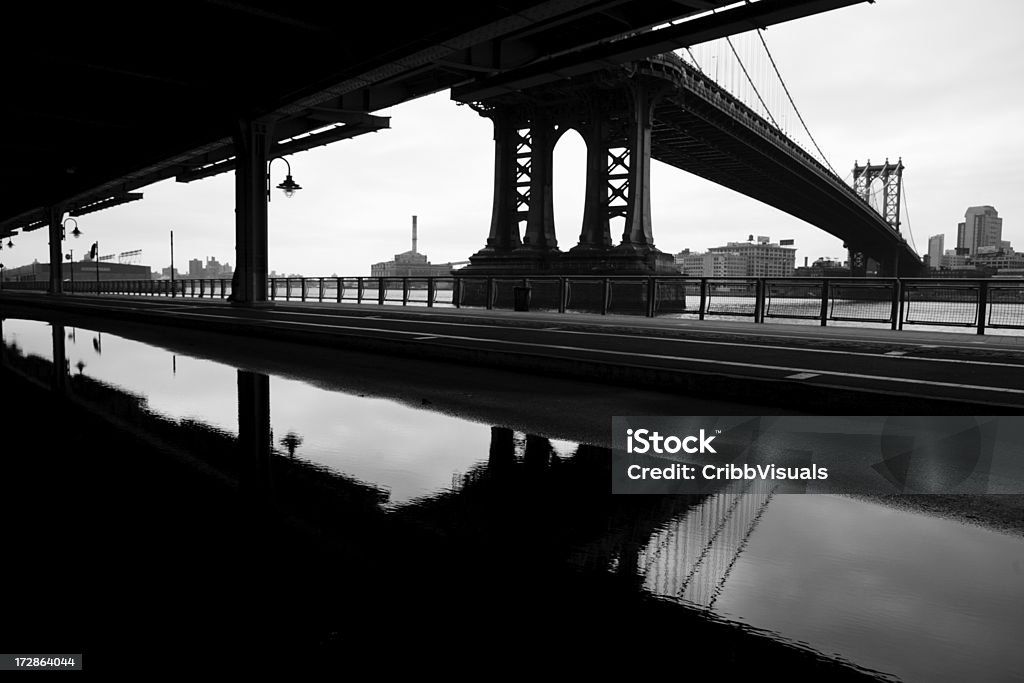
[2,313,1023,681]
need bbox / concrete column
[484,114,523,251]
[237,369,272,503]
[487,426,516,477]
[47,206,63,294]
[233,120,273,304]
[578,117,612,248]
[621,83,655,247]
[522,116,557,250]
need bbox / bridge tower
[849,158,904,277]
[457,63,678,276]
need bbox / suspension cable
[756,29,839,178]
[685,47,703,74]
[901,178,917,251]
[725,36,779,128]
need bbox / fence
[2,275,1023,335]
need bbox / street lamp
[62,217,83,241]
[267,156,302,202]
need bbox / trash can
[513,286,531,312]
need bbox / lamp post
[62,217,82,241]
[170,229,175,298]
[267,156,302,202]
[61,218,83,294]
[65,251,74,293]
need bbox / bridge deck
[2,292,1023,413]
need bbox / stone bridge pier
[461,71,678,276]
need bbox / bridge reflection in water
[2,315,1022,680]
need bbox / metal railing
[2,275,1022,335]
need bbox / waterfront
[3,314,1022,680]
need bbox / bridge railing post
[890,278,901,331]
[427,277,435,308]
[378,279,385,306]
[402,277,409,306]
[454,278,462,309]
[558,277,567,314]
[898,280,906,329]
[357,277,364,304]
[318,277,324,303]
[699,278,707,320]
[754,278,765,323]
[977,281,989,336]
[646,278,656,318]
[301,279,308,302]
[601,278,610,315]
[819,278,829,327]
[486,278,494,310]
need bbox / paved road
[3,292,1024,411]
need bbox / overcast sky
[7,0,1024,276]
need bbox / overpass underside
[459,54,922,278]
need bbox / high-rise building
[956,206,1002,255]
[927,234,944,269]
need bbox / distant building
[972,248,1024,272]
[675,250,746,277]
[181,256,233,279]
[956,206,1002,256]
[371,215,457,277]
[927,234,944,269]
[794,258,850,277]
[3,258,153,282]
[675,237,795,277]
[940,250,972,271]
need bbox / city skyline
[1,1,1021,279]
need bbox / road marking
[414,335,439,340]
[786,372,819,380]
[257,310,1024,369]
[265,305,1024,352]
[173,312,1024,399]
[884,351,907,356]
[542,327,562,331]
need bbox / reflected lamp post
[280,431,303,459]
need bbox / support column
[483,113,523,252]
[620,83,655,248]
[233,119,273,304]
[520,115,558,251]
[47,206,63,294]
[848,246,868,278]
[51,323,67,393]
[576,116,613,249]
[238,370,272,504]
[487,426,516,479]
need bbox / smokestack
[804,257,808,267]
[412,215,418,254]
